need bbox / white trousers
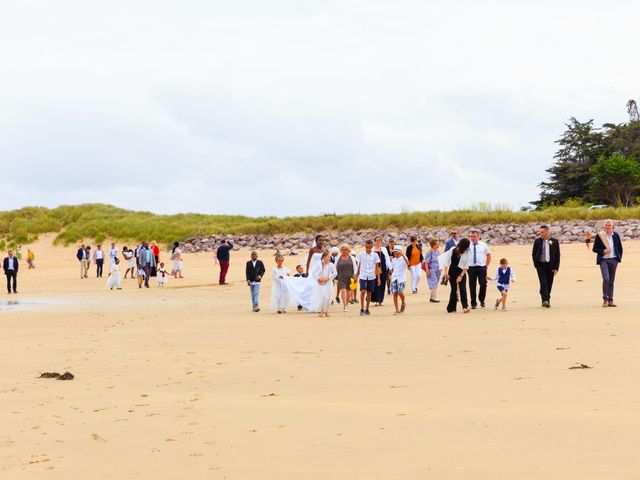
[410,265,421,292]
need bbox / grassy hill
[1,203,638,248]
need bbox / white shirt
[6,257,16,270]
[390,257,408,282]
[110,248,118,261]
[604,233,616,259]
[357,251,380,281]
[469,241,491,267]
[94,250,104,260]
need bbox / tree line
[537,99,640,207]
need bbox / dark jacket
[444,238,457,252]
[592,231,623,264]
[246,259,266,283]
[216,243,233,262]
[3,256,19,274]
[532,237,561,271]
[405,243,423,263]
[76,248,88,261]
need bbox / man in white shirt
[109,243,118,265]
[93,244,105,278]
[3,250,19,294]
[467,229,492,309]
[356,239,380,316]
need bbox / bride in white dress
[287,235,326,312]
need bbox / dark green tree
[537,118,606,205]
[589,153,640,207]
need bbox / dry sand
[1,235,640,479]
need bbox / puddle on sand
[0,299,68,312]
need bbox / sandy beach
[2,235,640,479]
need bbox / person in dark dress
[444,238,471,313]
[371,235,391,306]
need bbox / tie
[473,244,477,264]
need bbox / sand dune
[1,235,639,479]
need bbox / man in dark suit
[77,244,89,279]
[3,249,19,294]
[444,230,459,252]
[592,219,623,307]
[245,251,265,312]
[531,225,560,308]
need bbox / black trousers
[535,263,554,302]
[96,259,104,277]
[447,268,468,312]
[143,265,151,287]
[5,271,17,293]
[468,266,487,306]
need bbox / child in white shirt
[389,246,410,314]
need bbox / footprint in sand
[91,433,106,442]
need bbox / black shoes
[542,301,550,308]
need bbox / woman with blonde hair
[335,245,357,312]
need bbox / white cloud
[1,0,639,215]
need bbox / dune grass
[0,203,638,248]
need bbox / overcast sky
[1,0,638,216]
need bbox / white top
[605,233,616,259]
[357,251,380,281]
[272,266,289,281]
[94,250,104,260]
[437,248,471,271]
[109,263,120,274]
[390,257,408,282]
[468,241,490,267]
[109,248,118,260]
[312,262,337,282]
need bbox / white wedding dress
[287,252,323,311]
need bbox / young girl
[137,267,146,289]
[271,255,291,313]
[106,258,122,290]
[123,247,136,279]
[424,238,441,303]
[488,258,516,311]
[389,246,410,315]
[171,242,184,278]
[311,252,337,317]
[157,262,169,287]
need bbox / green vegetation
[538,99,640,206]
[1,203,639,248]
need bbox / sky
[1,0,638,216]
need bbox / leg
[607,259,619,301]
[6,274,11,293]
[468,267,478,307]
[393,293,399,312]
[458,276,468,309]
[599,261,610,300]
[546,267,555,300]
[536,266,549,302]
[447,277,457,312]
[478,266,488,305]
[12,272,17,293]
[144,266,150,287]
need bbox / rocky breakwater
[178,219,640,253]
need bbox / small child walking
[157,262,169,287]
[389,245,410,315]
[137,267,147,289]
[106,258,122,290]
[487,258,516,311]
[271,255,291,313]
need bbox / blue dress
[425,249,441,289]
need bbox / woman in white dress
[171,242,184,278]
[106,258,122,290]
[122,247,136,279]
[311,252,337,317]
[271,255,292,313]
[288,235,327,312]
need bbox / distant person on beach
[106,258,122,290]
[311,252,337,318]
[137,241,156,288]
[592,219,623,308]
[122,247,136,279]
[109,243,118,265]
[424,238,441,303]
[26,248,35,269]
[271,254,291,314]
[171,242,184,278]
[389,245,409,315]
[216,239,233,285]
[406,236,423,294]
[330,246,340,303]
[77,244,90,279]
[385,239,396,294]
[335,246,357,312]
[532,225,560,308]
[583,231,592,250]
[93,244,105,278]
[371,236,391,307]
[357,239,381,316]
[467,229,491,309]
[246,251,265,312]
[136,266,146,289]
[487,258,516,311]
[439,238,471,314]
[150,241,160,277]
[445,230,459,252]
[3,249,19,294]
[157,262,169,287]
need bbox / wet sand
[1,235,640,479]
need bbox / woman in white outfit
[106,258,122,290]
[288,235,326,312]
[311,252,337,317]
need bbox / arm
[305,249,313,274]
[245,262,251,283]
[592,235,605,255]
[485,252,492,270]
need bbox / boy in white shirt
[389,245,410,315]
[356,240,380,316]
